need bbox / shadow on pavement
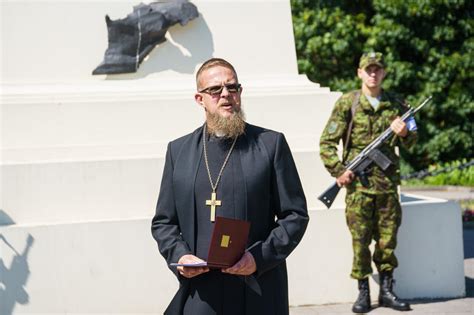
[463,226,474,297]
[463,226,474,259]
[462,226,474,297]
[466,277,474,298]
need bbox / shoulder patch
[327,121,338,134]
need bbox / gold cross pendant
[205,192,222,222]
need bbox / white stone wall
[0,198,465,314]
[0,0,465,314]
[2,0,298,84]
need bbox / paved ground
[401,186,474,202]
[291,187,474,314]
[290,297,473,314]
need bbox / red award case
[170,216,250,268]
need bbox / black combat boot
[378,272,411,311]
[352,278,371,313]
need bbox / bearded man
[151,58,309,315]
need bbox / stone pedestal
[1,0,465,313]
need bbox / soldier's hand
[337,170,354,186]
[222,252,256,276]
[177,254,209,278]
[391,117,408,137]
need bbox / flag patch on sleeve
[406,116,417,131]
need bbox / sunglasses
[199,83,242,96]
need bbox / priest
[151,58,309,315]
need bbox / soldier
[320,52,417,313]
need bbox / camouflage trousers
[345,191,402,280]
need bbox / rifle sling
[343,90,361,163]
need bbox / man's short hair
[195,58,238,89]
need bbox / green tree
[291,0,474,171]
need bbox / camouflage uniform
[320,90,417,280]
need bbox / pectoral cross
[205,192,222,222]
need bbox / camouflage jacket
[319,90,417,194]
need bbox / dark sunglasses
[199,83,241,96]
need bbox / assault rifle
[318,96,432,209]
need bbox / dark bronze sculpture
[93,0,199,75]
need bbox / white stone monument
[1,0,465,313]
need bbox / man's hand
[177,254,209,278]
[336,170,354,187]
[391,117,408,137]
[222,251,256,276]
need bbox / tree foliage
[291,0,473,171]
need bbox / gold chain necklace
[203,124,238,222]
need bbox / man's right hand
[177,254,209,278]
[336,170,355,187]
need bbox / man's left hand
[391,117,408,137]
[222,251,256,275]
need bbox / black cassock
[151,123,309,315]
